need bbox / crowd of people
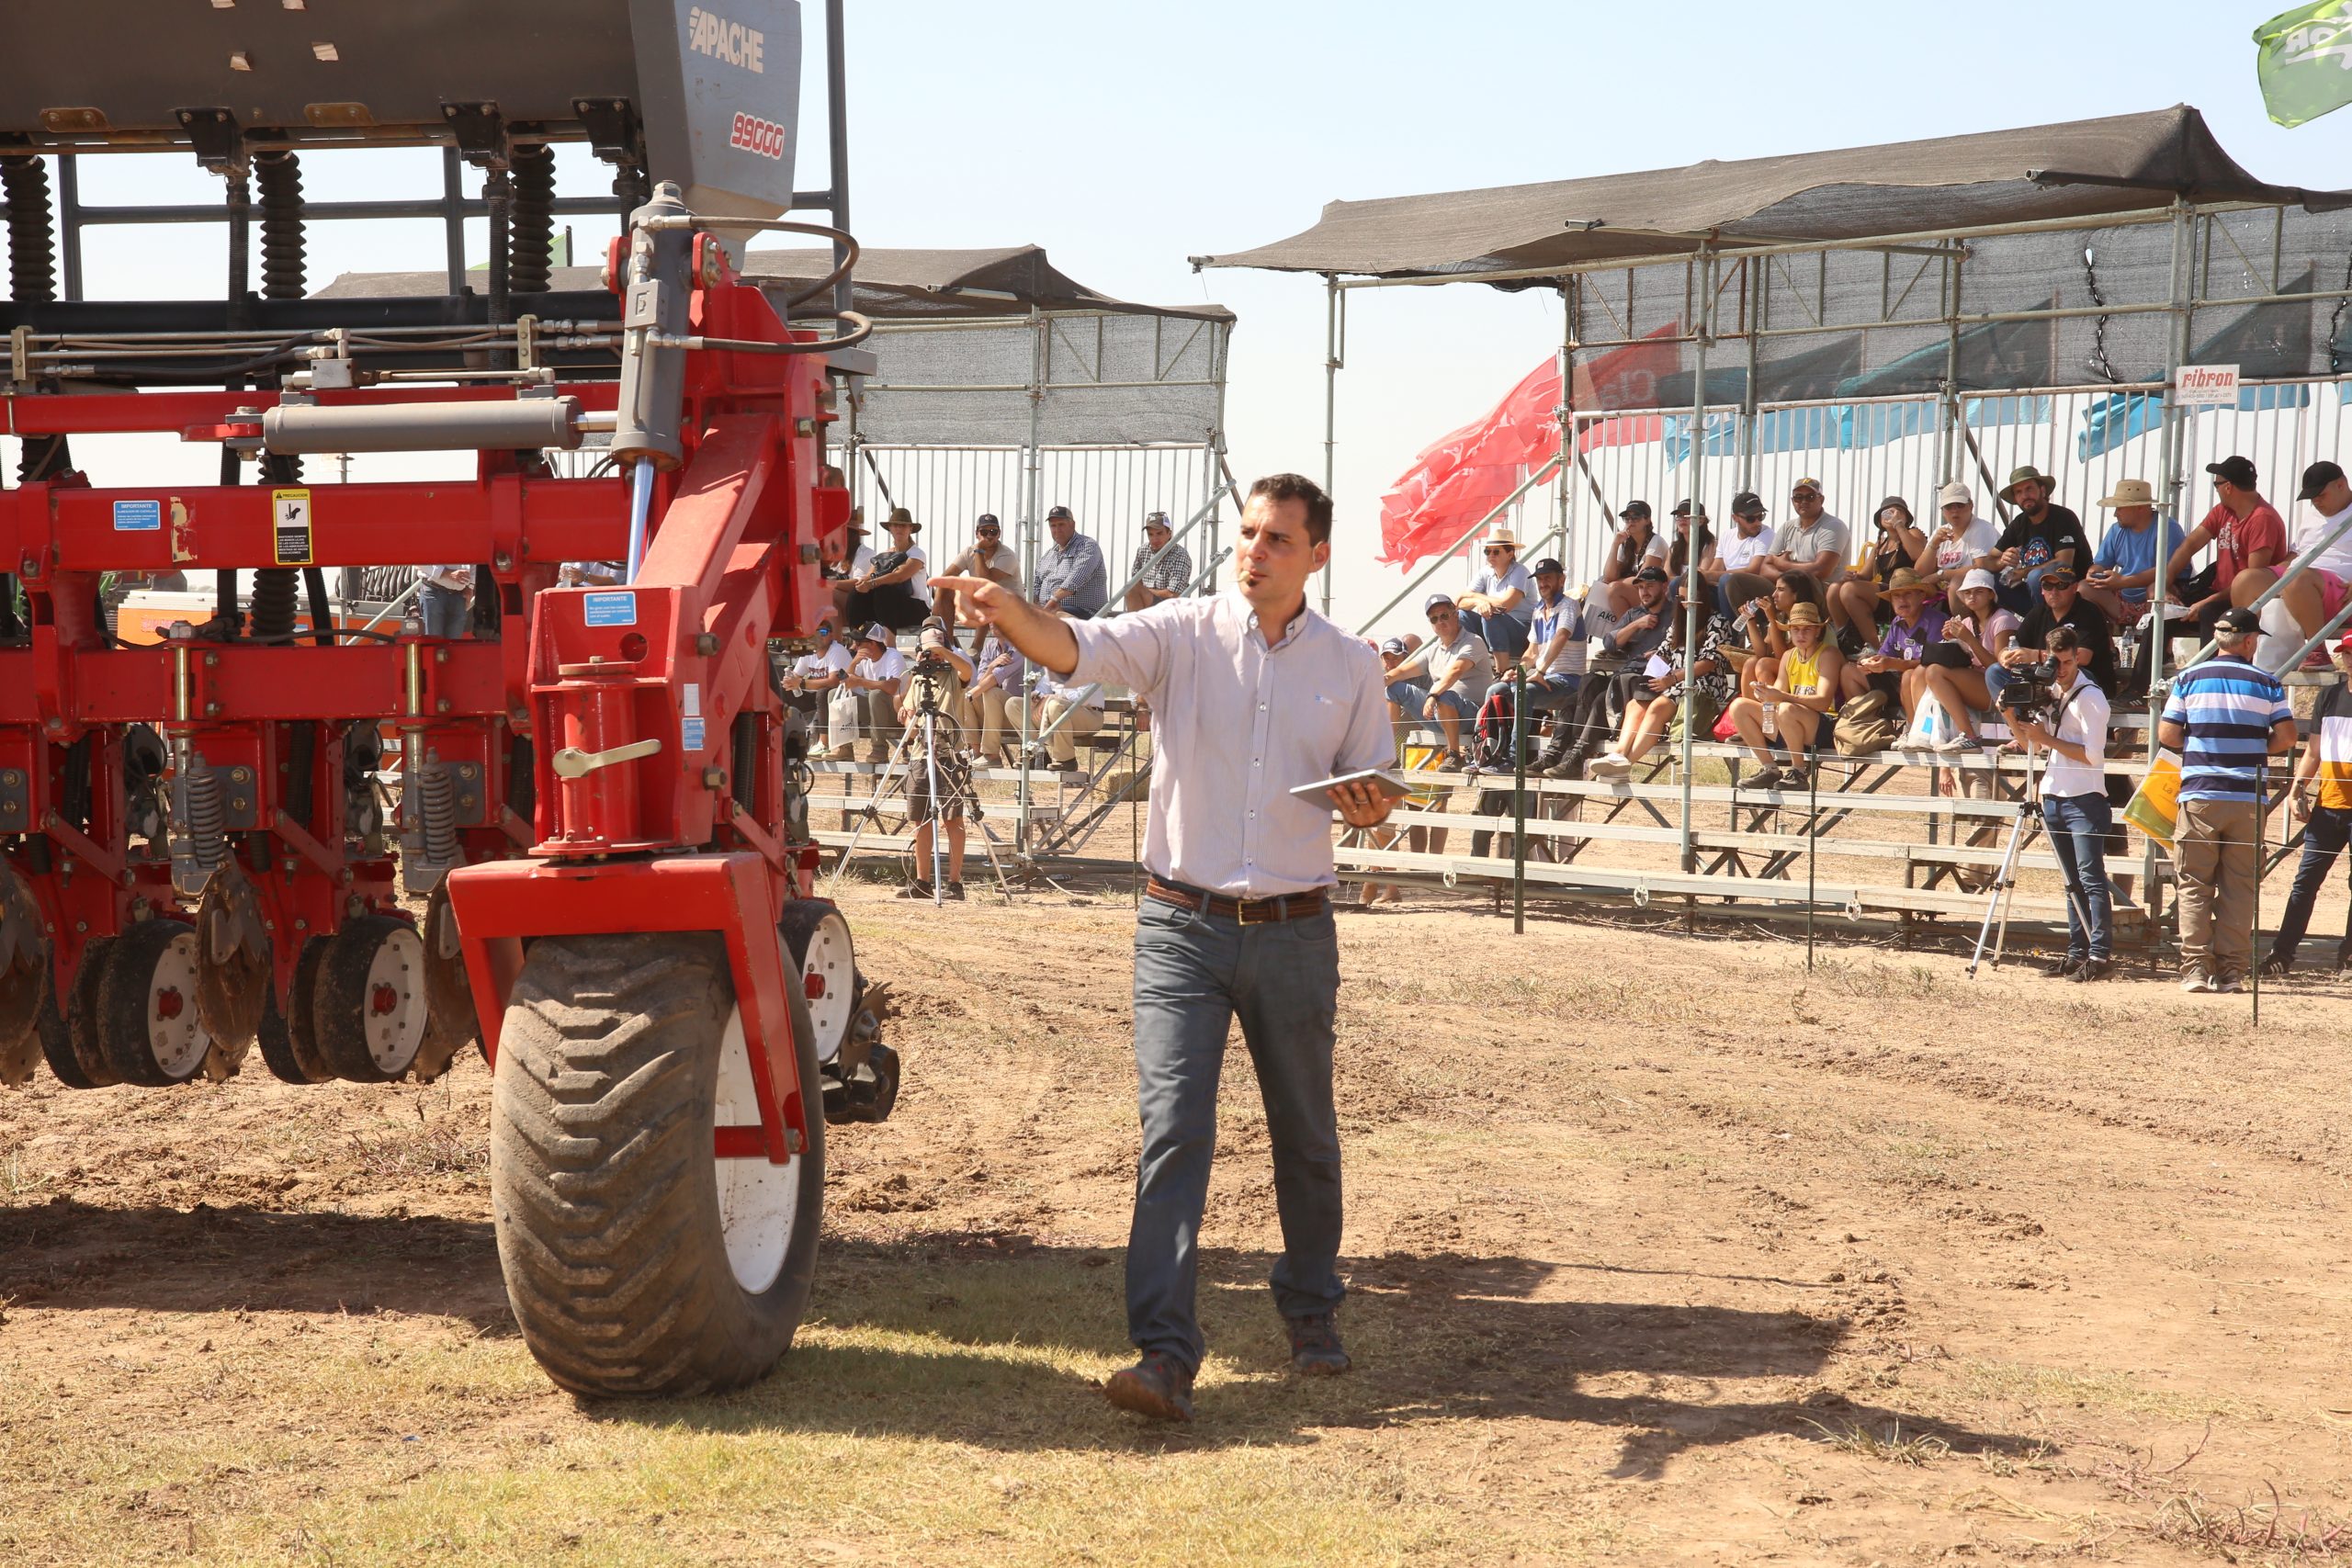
[1374,459,2352,987]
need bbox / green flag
[2254,2,2352,127]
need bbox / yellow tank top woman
[1781,644,1825,699]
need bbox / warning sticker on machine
[271,488,314,565]
[113,499,163,533]
[682,716,707,752]
[582,592,638,626]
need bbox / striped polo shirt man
[2162,653,2292,802]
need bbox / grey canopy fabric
[319,243,1232,323]
[1197,107,2352,282]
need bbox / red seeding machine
[0,0,897,1394]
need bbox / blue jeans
[418,580,470,639]
[1385,676,1430,712]
[1457,607,1530,659]
[1128,893,1344,1375]
[1523,672,1581,710]
[2268,804,2352,966]
[2042,792,2115,961]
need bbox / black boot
[1530,727,1573,774]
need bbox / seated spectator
[1917,569,2018,750]
[839,507,931,630]
[829,622,907,762]
[1711,491,1774,610]
[1519,559,1586,775]
[933,513,1021,627]
[1723,601,1842,790]
[1991,465,2090,614]
[1600,502,1668,615]
[1378,634,1428,738]
[778,621,852,723]
[1386,595,1492,767]
[1542,565,1674,778]
[1728,570,1826,707]
[2000,564,2116,703]
[2231,461,2352,671]
[2264,628,2352,976]
[963,623,1028,766]
[2002,625,2115,981]
[1032,504,1110,618]
[2082,479,2188,625]
[1841,567,1945,705]
[1456,528,1534,665]
[1668,501,1718,599]
[1913,480,2000,612]
[2166,456,2285,639]
[1011,663,1107,773]
[1830,496,1928,655]
[1588,600,1740,780]
[1123,510,1194,613]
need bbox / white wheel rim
[146,931,211,1080]
[799,912,854,1065]
[359,927,429,1074]
[712,1004,796,1293]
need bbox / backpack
[1834,689,1899,755]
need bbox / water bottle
[1761,702,1780,740]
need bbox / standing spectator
[2167,456,2288,638]
[840,507,931,630]
[2227,460,2352,668]
[1012,663,1107,773]
[2004,626,2116,981]
[2263,629,2352,976]
[1841,567,1945,705]
[830,623,908,762]
[778,622,852,725]
[1990,465,2090,614]
[896,624,977,900]
[933,513,1021,627]
[2002,566,2116,698]
[2157,606,2298,994]
[1125,510,1194,613]
[419,563,472,639]
[964,623,1028,766]
[1385,595,1491,767]
[1600,502,1668,615]
[1713,490,1778,610]
[1913,480,2001,610]
[1829,496,1928,654]
[1456,527,1534,664]
[1033,503,1110,618]
[1723,601,1842,790]
[559,560,625,588]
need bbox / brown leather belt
[1146,877,1328,925]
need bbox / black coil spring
[254,151,305,300]
[509,144,556,295]
[248,570,300,642]
[2,154,57,303]
[613,162,650,214]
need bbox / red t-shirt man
[2199,499,2290,595]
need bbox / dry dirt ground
[6,877,2352,1566]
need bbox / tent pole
[1739,258,1760,494]
[2152,199,2194,694]
[1555,282,1576,570]
[1018,304,1045,853]
[1323,273,1342,616]
[1679,246,1713,874]
[1939,243,1962,484]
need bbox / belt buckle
[1238,895,1283,926]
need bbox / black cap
[976,513,1001,530]
[1619,501,1652,521]
[1634,564,1670,583]
[2214,605,2262,638]
[1671,499,1708,520]
[1532,557,1565,575]
[2299,460,2346,502]
[1046,504,1074,521]
[1729,490,1765,517]
[2206,455,2258,490]
[2040,563,2078,586]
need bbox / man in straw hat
[1456,526,1533,671]
[840,505,932,630]
[1991,464,2089,614]
[2081,479,2187,626]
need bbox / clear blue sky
[28,1,2352,622]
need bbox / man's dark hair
[1249,472,1335,546]
[2043,626,2081,656]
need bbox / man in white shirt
[777,621,852,724]
[829,623,907,761]
[2004,625,2115,981]
[1455,527,1533,667]
[1711,490,1775,611]
[930,471,1395,1423]
[2233,460,2352,667]
[1919,480,2001,610]
[419,563,472,639]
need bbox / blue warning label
[113,499,163,532]
[682,716,707,752]
[582,592,637,626]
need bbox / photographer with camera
[2001,626,2116,982]
[897,621,978,900]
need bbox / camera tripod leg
[1968,742,2044,978]
[826,714,919,892]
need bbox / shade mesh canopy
[1198,107,2352,281]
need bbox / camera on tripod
[1997,658,2062,717]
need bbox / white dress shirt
[1068,590,1394,897]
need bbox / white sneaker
[2211,973,2244,995]
[1934,733,1976,754]
[2179,969,2212,994]
[1588,753,1633,780]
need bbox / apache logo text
[685,6,764,73]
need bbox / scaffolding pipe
[1323,274,1342,617]
[1677,247,1712,874]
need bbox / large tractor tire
[490,931,824,1397]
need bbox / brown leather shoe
[1285,1313,1351,1376]
[1102,1351,1194,1421]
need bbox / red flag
[1374,325,1680,569]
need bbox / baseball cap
[2299,460,2346,502]
[1532,557,1565,575]
[2040,563,2078,586]
[1791,477,1825,495]
[1046,503,1074,521]
[1730,490,1765,516]
[1634,564,1670,583]
[1937,480,1973,508]
[2214,605,2262,638]
[1145,509,1170,526]
[2336,626,2352,656]
[1619,500,1652,521]
[857,621,891,648]
[1379,635,1408,657]
[1960,568,1998,595]
[2205,455,2258,489]
[1671,499,1708,520]
[975,512,1001,531]
[1423,592,1456,615]
[918,625,949,650]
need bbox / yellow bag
[2123,749,2182,848]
